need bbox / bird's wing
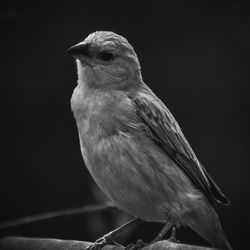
[129,86,230,206]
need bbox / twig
[0,237,217,250]
[0,202,115,230]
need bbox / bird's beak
[67,42,92,58]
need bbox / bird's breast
[71,85,200,223]
[71,85,109,141]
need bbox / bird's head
[67,31,142,90]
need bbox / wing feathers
[130,86,230,206]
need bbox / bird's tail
[185,205,232,250]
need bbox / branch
[0,237,216,250]
[0,202,115,230]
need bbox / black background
[0,2,249,249]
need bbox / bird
[67,31,232,250]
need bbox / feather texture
[129,84,230,206]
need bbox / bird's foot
[125,239,148,250]
[86,218,143,250]
[167,226,180,243]
[86,235,121,250]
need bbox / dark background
[0,1,249,249]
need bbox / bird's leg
[167,225,179,243]
[87,217,143,250]
[151,222,172,243]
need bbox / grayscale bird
[68,31,232,250]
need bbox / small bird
[68,31,232,250]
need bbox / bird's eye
[98,51,115,61]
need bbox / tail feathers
[200,162,230,206]
[185,207,232,250]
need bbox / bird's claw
[86,236,110,250]
[125,239,148,250]
[86,235,122,250]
